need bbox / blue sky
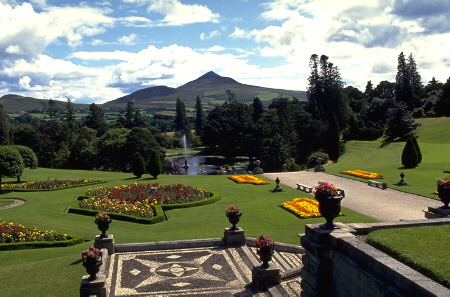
[1,0,450,104]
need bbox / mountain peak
[198,71,222,79]
[179,71,239,89]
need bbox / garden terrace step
[106,237,304,296]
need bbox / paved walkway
[106,239,303,296]
[263,171,442,222]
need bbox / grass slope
[367,225,450,288]
[0,168,375,297]
[326,117,450,198]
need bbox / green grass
[367,225,450,288]
[0,168,376,297]
[1,117,449,296]
[326,117,450,198]
[0,199,14,207]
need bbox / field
[0,117,449,296]
[0,168,375,297]
[326,117,450,198]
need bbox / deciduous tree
[0,146,24,190]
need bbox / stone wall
[300,219,450,297]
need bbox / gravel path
[263,171,442,222]
[0,198,26,210]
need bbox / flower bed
[228,175,269,185]
[0,220,82,250]
[1,179,102,191]
[341,170,382,179]
[0,220,69,243]
[280,197,344,219]
[280,198,321,219]
[78,183,212,218]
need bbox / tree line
[0,52,449,175]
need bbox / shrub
[131,152,146,178]
[307,151,329,168]
[148,149,162,179]
[410,136,422,164]
[402,137,418,168]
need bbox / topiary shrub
[132,152,146,178]
[402,137,418,168]
[410,136,422,164]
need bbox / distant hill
[102,71,306,111]
[0,94,90,113]
[0,71,306,113]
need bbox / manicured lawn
[1,117,449,296]
[0,199,14,207]
[326,117,450,198]
[0,168,376,297]
[367,225,450,288]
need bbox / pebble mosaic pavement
[106,245,302,296]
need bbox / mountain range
[0,71,306,113]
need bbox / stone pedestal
[252,263,281,291]
[223,227,245,247]
[424,206,450,219]
[80,274,107,297]
[314,165,325,172]
[94,234,115,255]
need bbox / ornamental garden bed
[1,179,103,191]
[341,170,383,179]
[67,182,218,224]
[0,220,82,251]
[228,175,270,185]
[280,197,343,219]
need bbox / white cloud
[200,30,221,40]
[118,33,138,44]
[229,27,251,39]
[0,3,114,62]
[121,0,219,26]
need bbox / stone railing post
[299,223,355,297]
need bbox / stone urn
[226,212,242,230]
[437,187,450,209]
[257,247,274,268]
[82,247,102,280]
[315,189,345,230]
[96,219,111,238]
[83,259,102,280]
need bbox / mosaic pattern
[108,247,256,296]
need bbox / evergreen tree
[64,97,76,133]
[410,136,422,164]
[84,103,106,136]
[395,52,414,109]
[148,149,162,179]
[0,104,11,145]
[407,53,424,100]
[364,81,374,101]
[47,99,58,126]
[436,77,450,116]
[385,102,419,139]
[326,115,341,161]
[401,137,418,168]
[194,96,204,137]
[133,110,147,127]
[252,97,264,122]
[132,152,146,178]
[174,98,188,134]
[124,101,134,129]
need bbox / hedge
[67,190,219,224]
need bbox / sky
[1,0,450,104]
